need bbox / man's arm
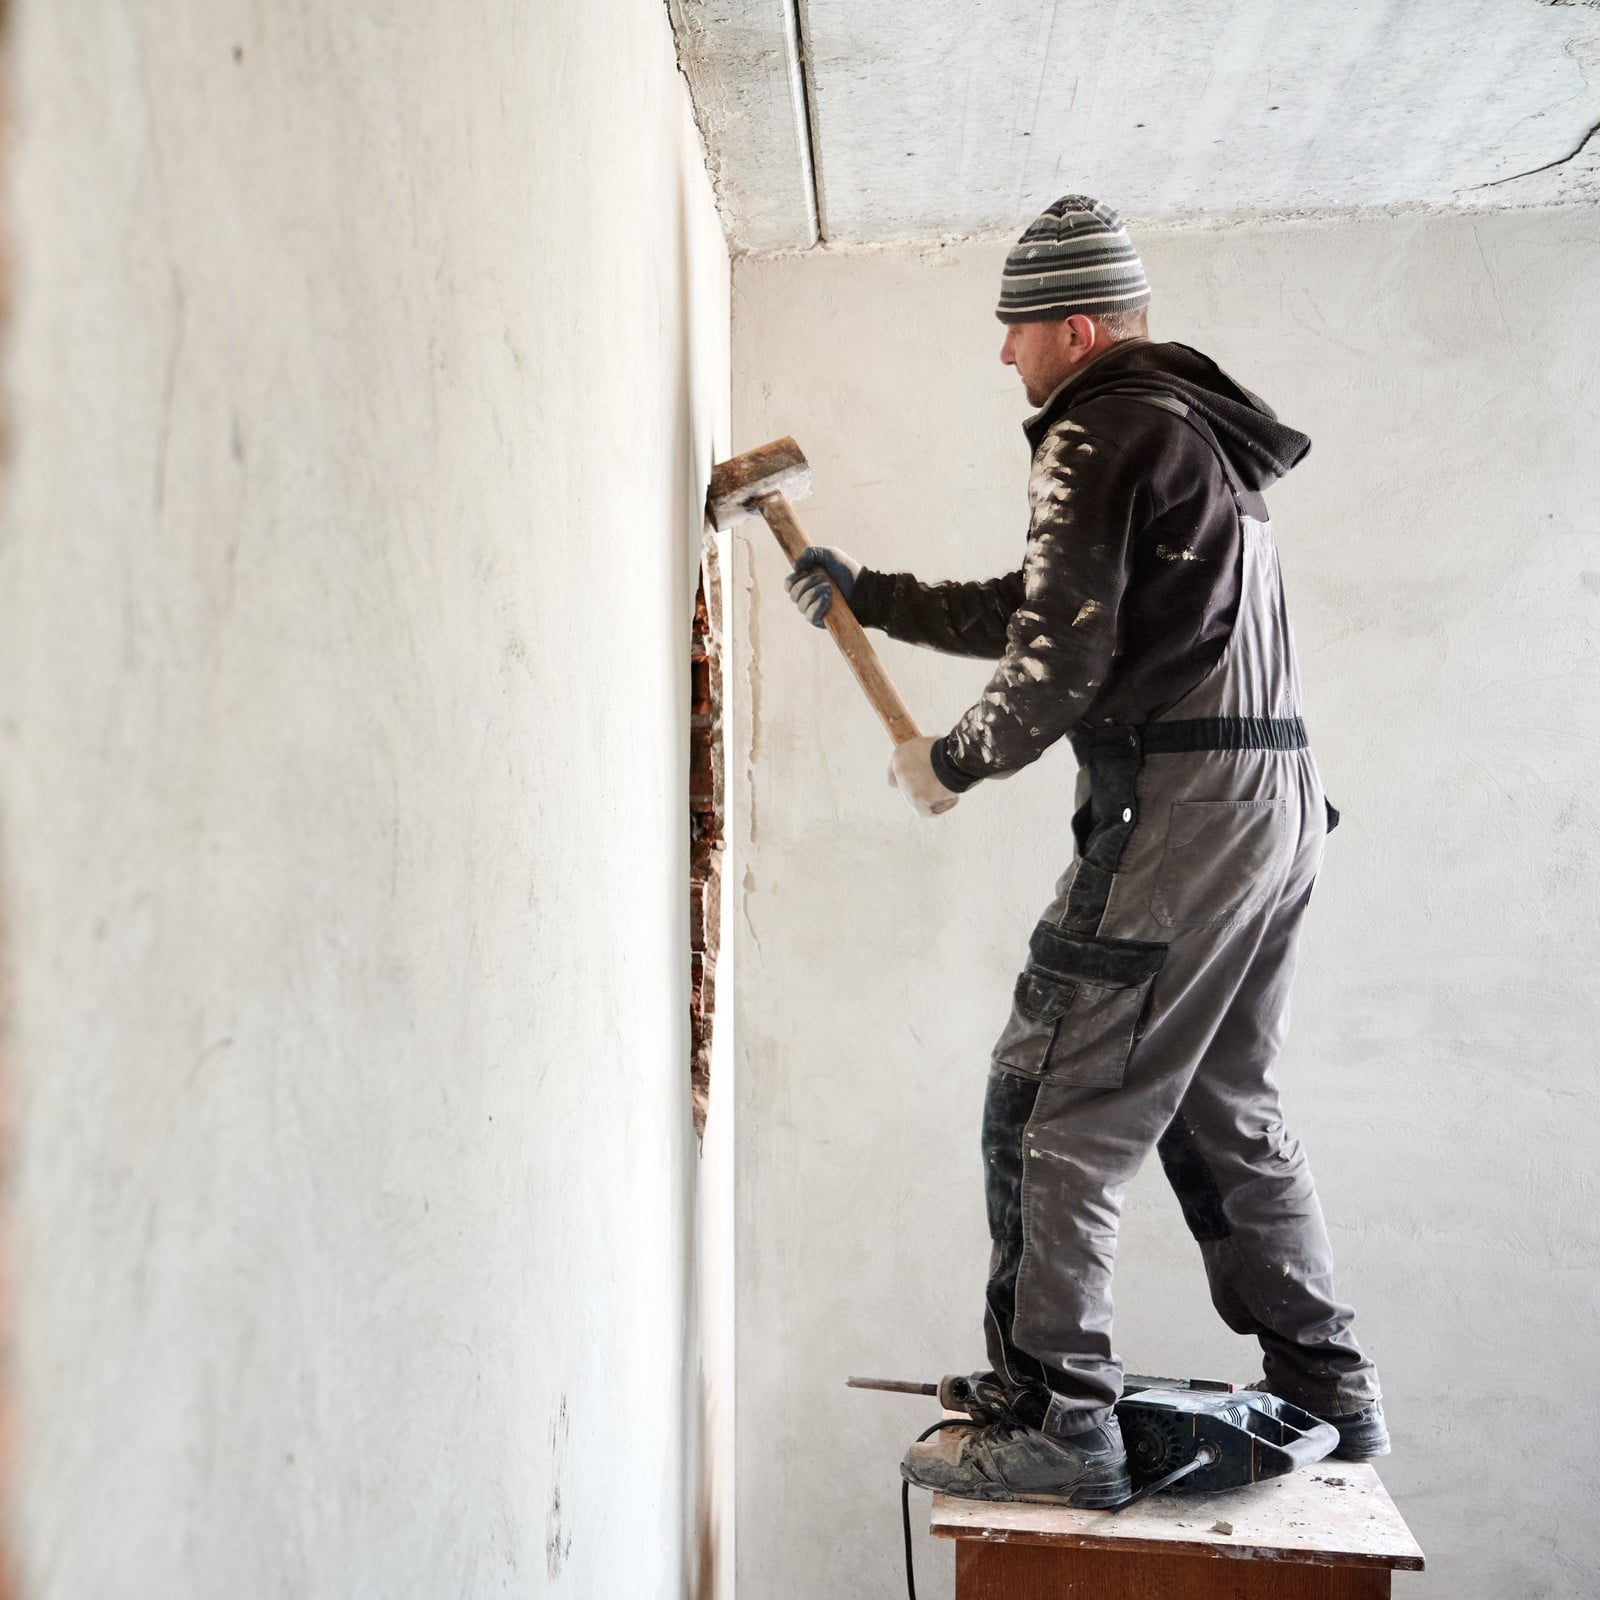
[930,418,1146,793]
[847,568,1026,659]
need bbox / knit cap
[997,195,1150,323]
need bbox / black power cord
[900,1419,973,1600]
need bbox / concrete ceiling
[669,0,1600,252]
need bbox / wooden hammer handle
[755,493,922,746]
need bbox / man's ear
[1065,314,1098,357]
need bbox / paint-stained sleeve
[847,567,1026,659]
[931,420,1144,792]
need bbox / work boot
[899,1415,1132,1509]
[1318,1399,1390,1461]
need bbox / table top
[931,1462,1425,1571]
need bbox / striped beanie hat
[997,195,1150,323]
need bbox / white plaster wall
[731,207,1600,1600]
[0,3,730,1597]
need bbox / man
[785,195,1385,1507]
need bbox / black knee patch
[1157,1116,1231,1242]
[982,1070,1042,1263]
[981,1070,1054,1390]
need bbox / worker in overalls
[785,196,1386,1506]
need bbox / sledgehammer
[707,436,921,746]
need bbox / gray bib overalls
[981,402,1382,1433]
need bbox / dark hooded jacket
[847,340,1311,792]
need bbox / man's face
[1000,316,1093,407]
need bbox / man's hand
[888,735,960,818]
[785,546,861,627]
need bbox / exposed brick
[689,543,724,1141]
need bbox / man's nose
[1000,331,1016,366]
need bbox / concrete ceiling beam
[669,0,820,252]
[675,0,1600,252]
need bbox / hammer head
[707,437,811,530]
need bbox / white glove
[888,735,960,818]
[785,546,861,627]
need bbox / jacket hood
[1026,340,1311,492]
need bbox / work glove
[785,546,860,627]
[888,735,960,818]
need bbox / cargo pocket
[1151,798,1288,929]
[991,921,1168,1088]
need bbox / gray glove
[785,546,861,628]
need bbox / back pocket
[991,922,1167,1088]
[1151,798,1288,929]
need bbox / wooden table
[931,1463,1425,1598]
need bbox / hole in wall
[689,535,724,1142]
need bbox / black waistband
[1072,715,1308,759]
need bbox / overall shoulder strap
[1078,384,1249,507]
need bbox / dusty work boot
[1318,1399,1390,1461]
[900,1416,1132,1509]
